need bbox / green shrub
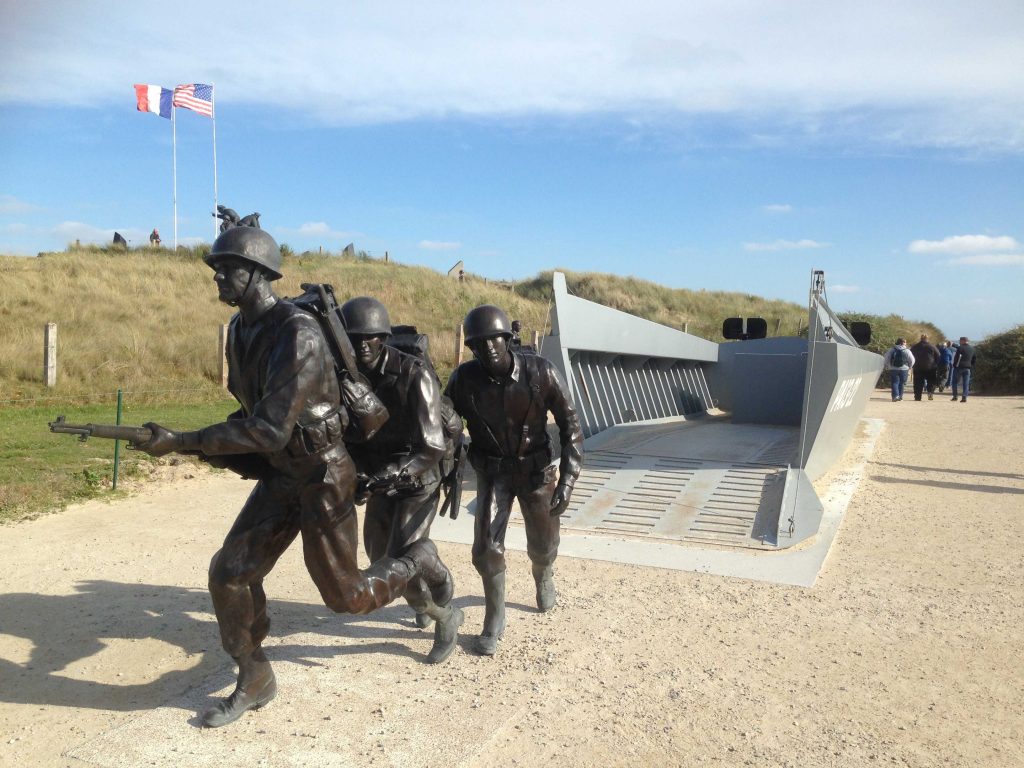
[974,325,1024,394]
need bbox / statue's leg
[365,493,431,627]
[517,466,561,612]
[472,473,515,655]
[300,456,417,615]
[383,482,462,663]
[363,494,392,563]
[204,478,300,727]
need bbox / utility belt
[468,444,553,476]
[285,409,345,459]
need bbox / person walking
[951,336,977,403]
[937,341,955,393]
[910,334,942,401]
[883,337,915,402]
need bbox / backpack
[890,346,906,368]
[387,325,466,518]
[289,283,390,441]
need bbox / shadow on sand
[0,580,518,714]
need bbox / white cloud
[50,221,161,246]
[829,284,860,293]
[0,194,42,215]
[281,221,357,241]
[909,234,1019,254]
[418,240,462,251]
[944,253,1024,266]
[1,3,1023,149]
[743,239,829,252]
[762,204,792,214]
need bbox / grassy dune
[516,268,812,340]
[2,246,957,406]
[0,246,548,405]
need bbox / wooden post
[384,251,389,263]
[43,322,57,387]
[683,321,689,334]
[219,324,230,388]
[775,318,783,335]
[532,330,540,348]
[456,324,465,365]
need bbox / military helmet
[463,304,512,344]
[341,296,392,336]
[204,227,283,281]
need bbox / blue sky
[2,1,1022,341]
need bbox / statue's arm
[396,366,446,479]
[198,317,323,455]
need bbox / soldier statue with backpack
[338,296,465,660]
[134,227,461,728]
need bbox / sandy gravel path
[0,393,1021,767]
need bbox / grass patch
[0,399,236,523]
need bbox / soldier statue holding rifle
[340,297,464,639]
[444,304,583,655]
[54,226,463,727]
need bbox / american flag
[173,83,214,117]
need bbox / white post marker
[43,322,57,387]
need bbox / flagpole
[172,105,178,250]
[212,82,218,242]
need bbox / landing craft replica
[538,270,883,549]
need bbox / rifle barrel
[49,420,152,444]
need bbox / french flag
[134,84,172,119]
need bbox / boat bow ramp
[538,270,883,553]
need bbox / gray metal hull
[540,271,882,550]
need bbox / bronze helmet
[341,296,392,336]
[204,227,283,281]
[463,305,512,344]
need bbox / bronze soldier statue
[135,228,461,727]
[340,296,463,653]
[444,305,583,655]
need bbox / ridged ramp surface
[557,416,800,549]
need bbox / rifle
[292,283,389,441]
[49,415,152,446]
[356,470,424,501]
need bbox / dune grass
[0,246,548,404]
[515,269,812,340]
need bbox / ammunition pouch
[340,373,389,442]
[286,409,345,459]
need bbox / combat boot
[416,564,454,629]
[202,652,277,728]
[533,563,556,612]
[474,571,506,656]
[424,602,464,664]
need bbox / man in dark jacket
[136,227,458,727]
[910,334,942,401]
[445,305,584,656]
[951,336,977,402]
[341,296,463,660]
